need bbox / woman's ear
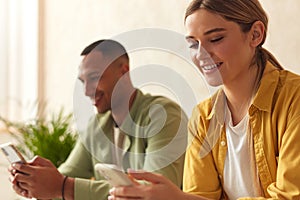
[250,21,265,47]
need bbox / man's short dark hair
[81,39,129,61]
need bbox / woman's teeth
[202,63,221,70]
[203,64,217,70]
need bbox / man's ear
[119,61,129,75]
[250,21,265,47]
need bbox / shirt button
[220,141,226,146]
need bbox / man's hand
[9,156,65,199]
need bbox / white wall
[41,0,300,117]
[260,0,300,74]
[0,0,38,121]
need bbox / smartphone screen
[0,143,26,164]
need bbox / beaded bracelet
[62,176,68,200]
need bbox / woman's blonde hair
[185,0,283,81]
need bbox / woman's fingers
[109,186,140,198]
[108,195,141,200]
[127,170,167,184]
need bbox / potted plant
[0,109,77,167]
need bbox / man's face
[78,51,124,113]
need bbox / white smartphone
[94,163,133,186]
[0,142,26,164]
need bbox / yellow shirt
[183,62,300,200]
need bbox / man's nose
[84,82,96,98]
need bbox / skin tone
[186,9,264,125]
[108,170,210,200]
[8,156,71,199]
[108,8,264,200]
[78,51,137,125]
[8,50,137,200]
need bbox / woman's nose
[196,45,211,61]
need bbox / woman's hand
[9,156,65,199]
[108,170,186,200]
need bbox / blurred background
[0,0,299,199]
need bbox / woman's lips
[202,62,223,70]
[201,62,223,73]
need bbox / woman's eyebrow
[204,27,226,35]
[185,27,226,40]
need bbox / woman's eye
[210,37,223,43]
[188,43,199,49]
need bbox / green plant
[0,110,77,167]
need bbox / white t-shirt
[113,126,125,168]
[223,103,261,199]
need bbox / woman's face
[185,9,255,87]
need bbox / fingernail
[109,188,115,195]
[127,168,136,173]
[21,190,26,196]
[127,168,144,173]
[12,163,20,168]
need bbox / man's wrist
[63,177,75,200]
[61,176,68,200]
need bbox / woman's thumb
[127,169,167,184]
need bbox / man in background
[9,39,188,200]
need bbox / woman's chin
[205,77,223,87]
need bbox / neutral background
[40,0,300,117]
[1,1,300,199]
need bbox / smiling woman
[107,0,300,200]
